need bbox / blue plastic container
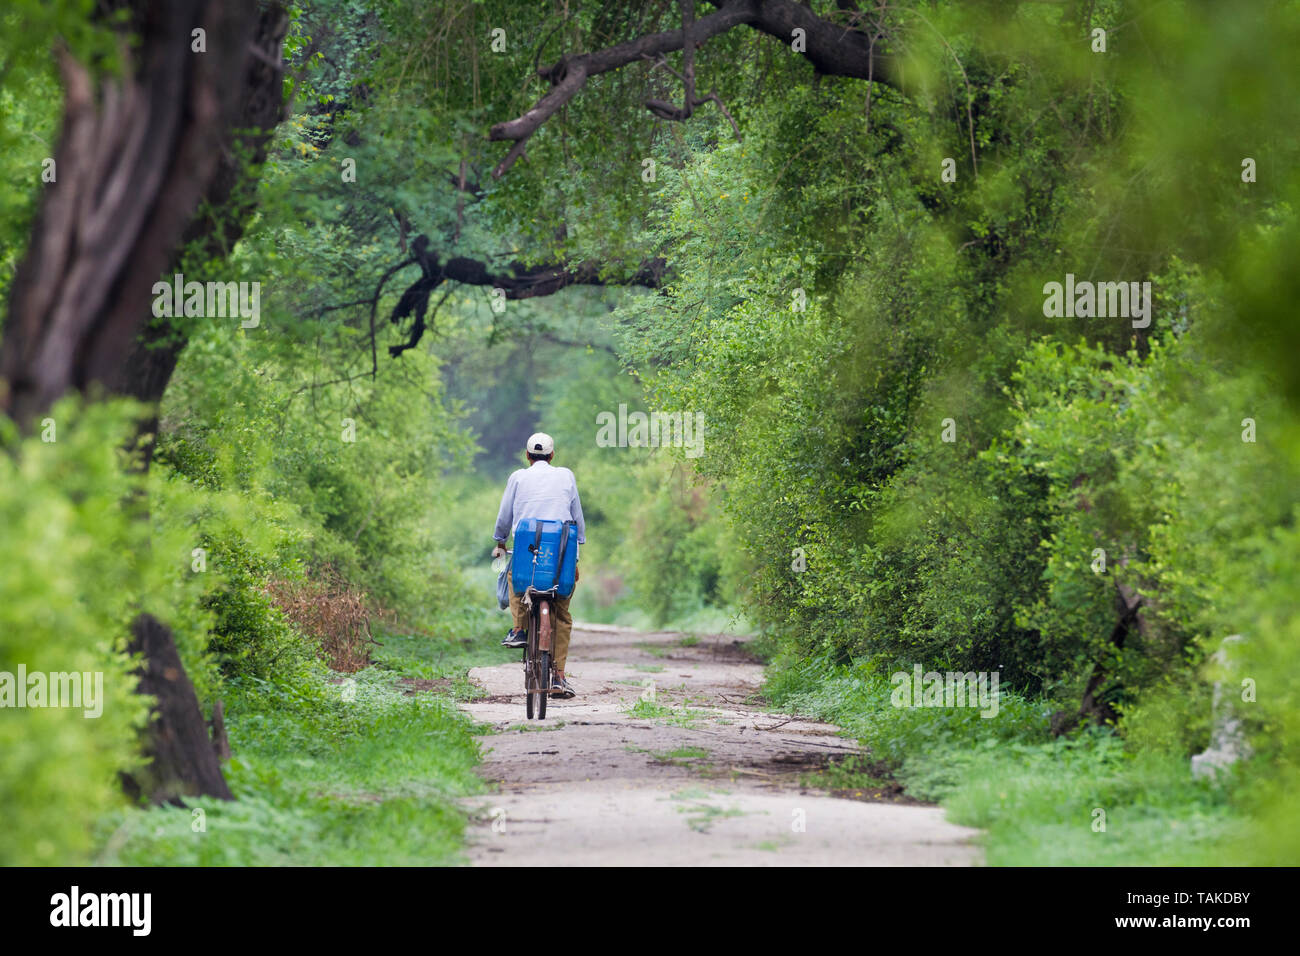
[510,518,578,597]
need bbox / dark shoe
[501,628,526,648]
[549,675,576,699]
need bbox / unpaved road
[459,625,981,866]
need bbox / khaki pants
[509,565,578,672]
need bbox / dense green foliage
[374,0,1296,862]
[3,0,1298,866]
[0,403,153,864]
[0,0,739,866]
[0,1,495,865]
[600,2,1300,863]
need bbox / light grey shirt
[494,460,586,550]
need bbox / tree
[486,0,900,178]
[0,0,289,803]
[357,0,906,356]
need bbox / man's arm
[570,479,587,545]
[493,473,518,545]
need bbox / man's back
[494,459,586,545]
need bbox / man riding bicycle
[491,432,585,699]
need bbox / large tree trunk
[108,2,290,465]
[121,614,234,804]
[0,0,286,804]
[2,1,256,424]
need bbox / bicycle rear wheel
[524,608,539,719]
[537,651,549,719]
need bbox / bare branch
[701,89,742,140]
[488,0,901,177]
[367,257,416,376]
[644,52,742,140]
[377,236,668,356]
[489,60,589,177]
[644,0,698,121]
[439,253,667,299]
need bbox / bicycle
[495,548,558,720]
[521,584,556,720]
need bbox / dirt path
[459,624,981,866]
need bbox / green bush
[0,400,152,864]
[624,459,740,626]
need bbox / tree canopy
[2,0,1298,868]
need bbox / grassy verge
[94,622,506,866]
[766,654,1248,865]
[374,615,507,700]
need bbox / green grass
[799,754,892,792]
[657,746,710,760]
[503,721,567,732]
[923,739,1242,866]
[626,699,677,719]
[374,625,508,681]
[668,788,747,832]
[663,605,753,637]
[94,632,491,866]
[650,746,711,767]
[627,744,714,768]
[625,698,712,728]
[765,652,1245,865]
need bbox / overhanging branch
[488,0,902,177]
[322,237,668,360]
[439,253,667,299]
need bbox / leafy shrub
[624,459,740,626]
[0,400,152,864]
[264,568,386,672]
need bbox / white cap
[526,432,554,456]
